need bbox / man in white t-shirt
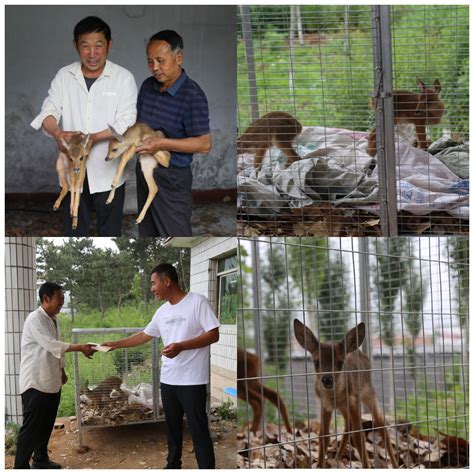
[30,16,137,236]
[14,282,96,469]
[103,263,219,469]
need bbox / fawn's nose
[321,375,333,389]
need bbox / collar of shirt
[67,60,112,86]
[38,305,58,328]
[153,69,187,96]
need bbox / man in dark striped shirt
[135,30,211,236]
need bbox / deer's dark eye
[314,360,320,370]
[80,156,84,161]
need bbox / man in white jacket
[14,282,96,469]
[31,16,137,236]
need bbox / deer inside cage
[72,328,164,447]
[237,237,469,469]
[237,5,469,237]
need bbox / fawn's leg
[276,140,300,168]
[349,400,370,468]
[154,150,171,168]
[370,401,399,468]
[415,125,429,150]
[335,411,350,466]
[367,128,378,157]
[72,164,87,230]
[318,408,332,468]
[54,154,69,210]
[253,147,267,171]
[261,384,292,433]
[136,157,158,224]
[106,145,136,204]
[237,383,263,434]
[69,170,77,218]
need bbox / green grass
[238,6,469,138]
[58,302,163,417]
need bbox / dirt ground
[5,416,237,469]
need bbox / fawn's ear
[81,134,92,151]
[416,77,426,92]
[340,322,365,354]
[108,124,125,142]
[433,79,441,94]
[60,137,70,151]
[294,319,319,353]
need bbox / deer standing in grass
[54,133,92,230]
[237,111,302,171]
[237,348,292,434]
[368,78,445,157]
[294,319,398,468]
[105,123,171,224]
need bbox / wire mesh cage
[72,328,164,447]
[237,6,469,237]
[237,237,469,468]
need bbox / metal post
[72,330,83,448]
[371,6,398,236]
[251,239,262,360]
[358,238,371,359]
[240,5,259,122]
[151,339,160,417]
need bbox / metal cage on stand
[237,237,469,468]
[237,5,469,237]
[72,328,165,448]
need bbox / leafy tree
[447,237,469,385]
[37,238,96,322]
[372,238,409,348]
[317,251,350,342]
[113,238,190,302]
[402,258,426,377]
[287,237,327,313]
[261,241,291,371]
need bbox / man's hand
[102,341,120,351]
[81,344,97,359]
[62,370,68,385]
[161,342,183,359]
[54,130,83,153]
[136,136,166,155]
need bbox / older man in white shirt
[14,282,96,469]
[31,16,137,237]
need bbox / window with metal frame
[217,253,238,324]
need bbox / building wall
[5,5,236,209]
[5,238,37,424]
[189,238,237,405]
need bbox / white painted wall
[5,238,37,424]
[188,238,237,405]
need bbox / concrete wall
[188,238,237,405]
[5,5,236,207]
[5,238,37,425]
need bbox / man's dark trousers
[14,389,61,469]
[160,383,215,469]
[62,174,125,237]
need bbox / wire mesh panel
[73,328,164,447]
[237,6,469,236]
[237,237,468,468]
